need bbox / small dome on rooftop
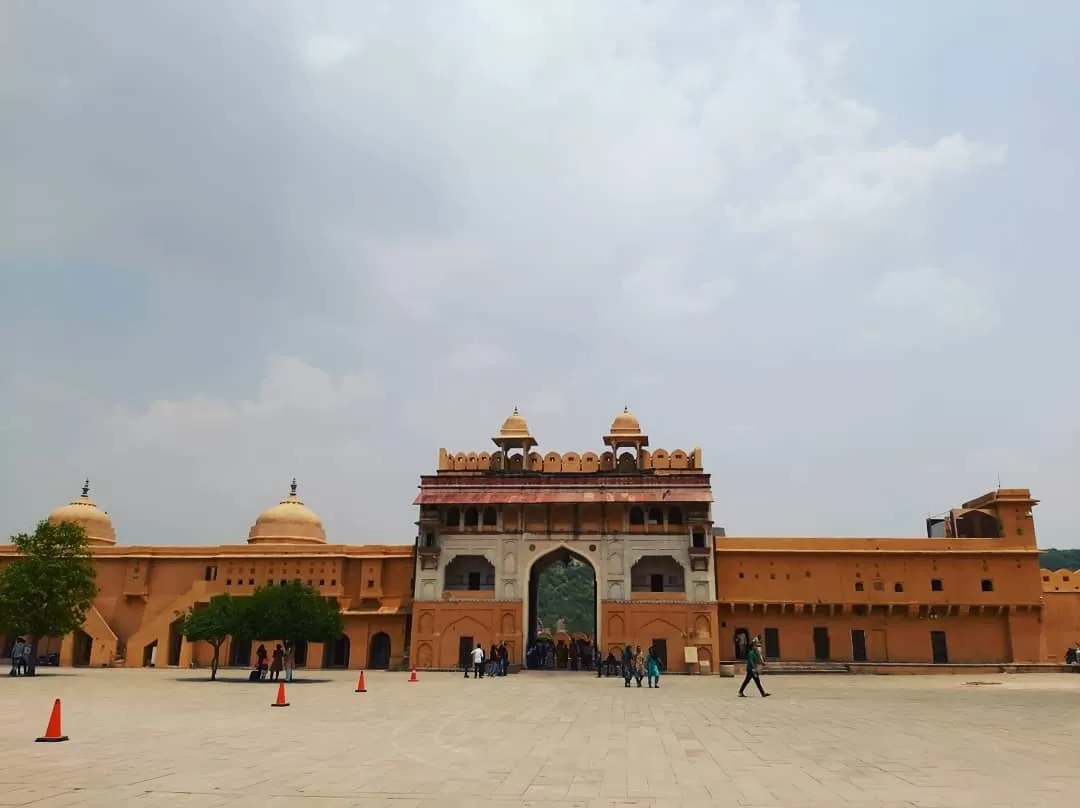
[609,407,642,436]
[498,407,532,438]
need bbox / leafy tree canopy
[179,593,247,680]
[536,559,595,636]
[243,580,343,645]
[0,519,99,674]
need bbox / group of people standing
[253,642,296,682]
[466,643,510,678]
[619,644,663,688]
[6,637,33,676]
[525,638,597,670]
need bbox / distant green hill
[1039,549,1080,571]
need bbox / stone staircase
[123,581,214,667]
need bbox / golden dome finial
[81,478,90,498]
[290,477,298,496]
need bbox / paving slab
[1,669,1077,807]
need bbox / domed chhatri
[247,479,327,545]
[491,406,537,452]
[609,406,642,436]
[498,407,531,438]
[48,479,117,546]
[604,406,649,449]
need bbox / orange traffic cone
[355,671,367,693]
[35,698,69,743]
[408,667,418,683]
[270,681,290,708]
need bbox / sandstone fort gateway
[3,409,1077,671]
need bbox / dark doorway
[763,628,780,660]
[851,629,867,662]
[142,640,158,667]
[230,637,252,667]
[458,636,474,670]
[368,632,391,669]
[167,619,184,667]
[467,571,482,591]
[528,547,597,652]
[293,640,308,667]
[649,574,664,592]
[930,630,949,664]
[73,630,93,667]
[650,638,668,671]
[812,627,830,661]
[733,628,750,660]
[324,635,350,668]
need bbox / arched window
[629,506,645,526]
[647,507,663,525]
[463,507,479,527]
[668,507,684,525]
[444,507,460,527]
[482,507,497,527]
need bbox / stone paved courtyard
[1,668,1078,807]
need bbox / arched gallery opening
[527,547,597,670]
[323,635,350,669]
[368,631,391,669]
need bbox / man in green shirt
[738,639,770,697]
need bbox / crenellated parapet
[437,446,703,473]
[438,406,702,474]
[1041,569,1080,592]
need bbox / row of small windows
[206,564,336,581]
[221,577,337,587]
[443,505,686,527]
[852,579,994,593]
[445,507,498,527]
[629,506,683,526]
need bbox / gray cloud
[2,1,1078,546]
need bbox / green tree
[1040,549,1080,571]
[0,520,98,675]
[537,560,596,636]
[243,580,343,650]
[178,593,248,680]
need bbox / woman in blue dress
[646,647,662,688]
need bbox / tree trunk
[210,643,220,681]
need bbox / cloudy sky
[2,1,1077,547]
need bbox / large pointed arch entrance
[525,546,598,670]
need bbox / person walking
[633,645,646,688]
[621,644,634,687]
[646,647,662,688]
[738,638,770,698]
